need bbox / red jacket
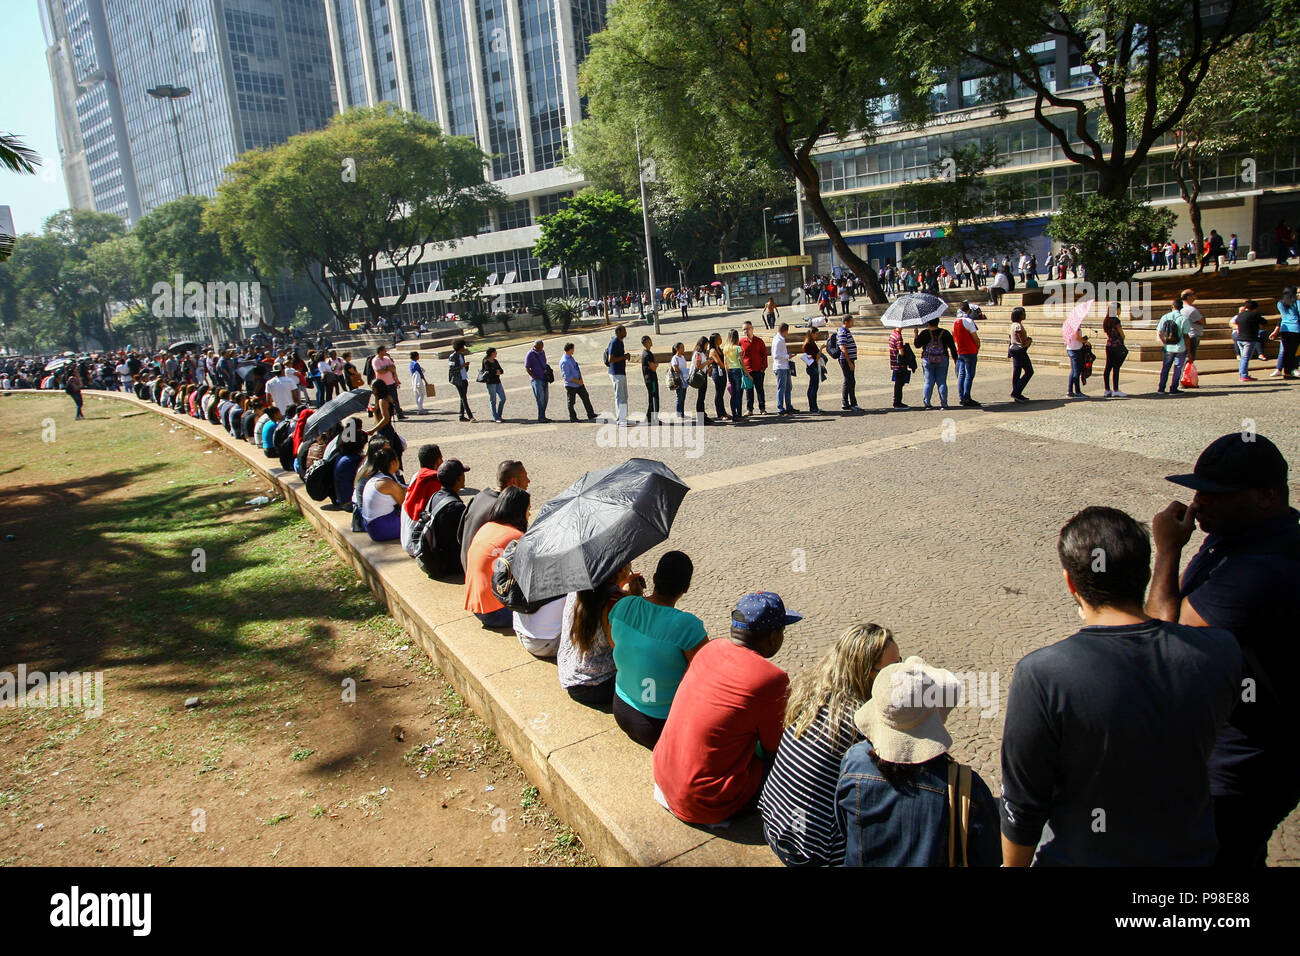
[952,316,979,355]
[740,335,769,373]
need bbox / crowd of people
[82,366,1300,867]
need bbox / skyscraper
[322,0,608,322]
[42,0,338,224]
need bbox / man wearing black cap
[651,592,795,825]
[1148,433,1300,866]
[415,459,471,578]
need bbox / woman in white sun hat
[835,655,1001,866]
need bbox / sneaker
[1103,390,1113,397]
[965,398,981,407]
[1239,376,1256,382]
[940,404,952,411]
[1270,369,1283,378]
[1012,395,1029,403]
[892,402,909,409]
[1112,390,1128,397]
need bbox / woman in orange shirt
[464,486,531,628]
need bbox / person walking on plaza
[560,342,597,422]
[708,333,729,421]
[606,324,630,425]
[1272,285,1300,378]
[771,323,795,414]
[913,317,956,410]
[836,315,859,410]
[409,351,428,414]
[1001,506,1242,866]
[480,347,506,421]
[724,329,745,420]
[1230,301,1267,382]
[801,328,825,412]
[1101,309,1128,397]
[525,340,551,422]
[740,320,769,415]
[65,370,84,420]
[689,337,711,424]
[1156,297,1191,394]
[1180,289,1205,363]
[953,302,981,407]
[448,339,476,422]
[640,335,660,424]
[1146,434,1300,866]
[763,297,779,330]
[669,342,691,420]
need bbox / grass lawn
[0,391,593,866]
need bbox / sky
[0,1,74,236]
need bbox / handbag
[689,367,707,390]
[667,367,681,391]
[544,367,554,384]
[476,368,490,383]
[741,371,754,390]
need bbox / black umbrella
[301,386,371,443]
[237,361,267,381]
[168,341,199,354]
[510,458,689,601]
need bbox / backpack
[490,538,550,613]
[303,455,336,501]
[824,330,842,360]
[921,330,947,364]
[448,353,461,385]
[603,339,614,368]
[413,491,466,578]
[1158,312,1182,346]
[900,342,918,372]
[363,355,376,383]
[946,757,973,868]
[272,417,297,470]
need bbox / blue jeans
[1236,340,1260,377]
[727,368,744,418]
[486,382,506,420]
[775,368,792,412]
[922,360,949,407]
[674,383,687,418]
[955,353,977,402]
[1159,351,1187,392]
[1067,348,1085,394]
[531,379,549,419]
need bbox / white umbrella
[880,293,950,328]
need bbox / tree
[78,234,145,349]
[895,143,1031,274]
[888,0,1272,201]
[203,150,288,331]
[1164,23,1300,270]
[0,132,39,175]
[532,190,642,316]
[213,105,504,328]
[580,0,934,302]
[441,262,489,318]
[1046,192,1175,284]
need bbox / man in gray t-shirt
[458,460,529,571]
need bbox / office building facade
[800,36,1300,274]
[322,0,607,323]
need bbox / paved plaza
[389,329,1300,864]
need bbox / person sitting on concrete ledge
[464,485,529,629]
[401,443,443,557]
[652,592,795,826]
[558,563,646,708]
[609,551,707,749]
[359,445,407,542]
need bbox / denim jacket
[836,741,1001,867]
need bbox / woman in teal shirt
[1273,286,1300,378]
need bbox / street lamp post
[634,124,660,335]
[146,84,193,196]
[763,206,772,257]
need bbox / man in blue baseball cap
[652,592,799,825]
[1147,432,1300,866]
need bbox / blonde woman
[758,623,900,866]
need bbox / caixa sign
[903,228,946,240]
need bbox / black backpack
[413,491,467,578]
[363,355,376,383]
[273,417,297,471]
[304,455,335,501]
[448,354,461,385]
[824,330,842,360]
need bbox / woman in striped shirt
[758,623,901,866]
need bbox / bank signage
[714,254,813,275]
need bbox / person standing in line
[740,320,768,416]
[480,347,506,421]
[606,324,630,425]
[669,342,691,421]
[763,297,779,330]
[371,345,406,421]
[837,315,859,411]
[641,335,660,424]
[1007,307,1033,402]
[1101,309,1128,397]
[1146,434,1300,866]
[913,317,956,411]
[524,339,551,422]
[1156,298,1191,395]
[1180,289,1205,363]
[409,351,428,415]
[448,339,476,422]
[709,332,730,421]
[560,342,597,422]
[952,302,981,407]
[887,324,908,409]
[1231,300,1267,382]
[689,337,711,424]
[772,322,794,414]
[801,328,824,413]
[724,329,745,420]
[1271,285,1300,378]
[1063,312,1088,399]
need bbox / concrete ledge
[40,389,777,867]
